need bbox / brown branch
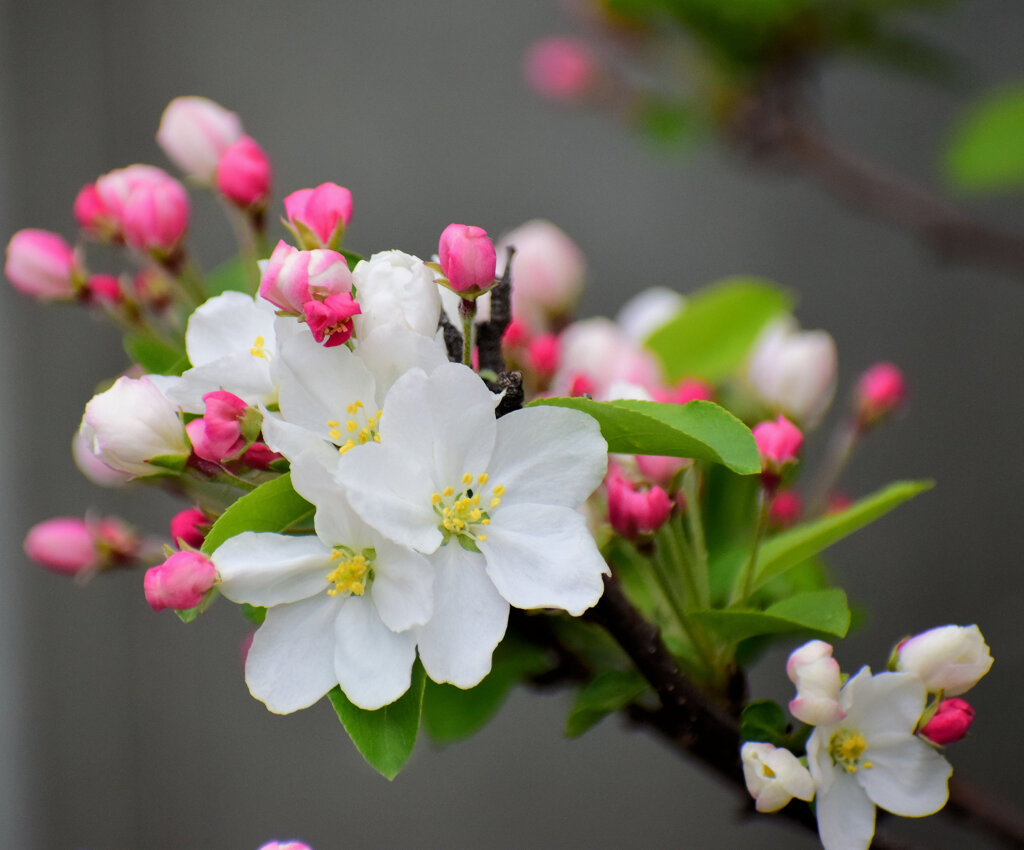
[946,776,1024,848]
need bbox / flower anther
[828,729,872,774]
[328,399,382,455]
[431,473,504,549]
[326,545,375,597]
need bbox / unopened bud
[24,518,99,576]
[768,490,802,527]
[170,507,210,549]
[786,639,845,726]
[217,135,272,209]
[259,241,353,315]
[121,174,190,256]
[919,698,975,745]
[186,390,253,462]
[303,292,361,347]
[855,362,906,428]
[144,551,216,612]
[156,96,243,182]
[5,229,79,300]
[895,624,993,697]
[523,37,597,102]
[284,182,352,250]
[438,223,496,295]
[753,415,802,483]
[606,465,672,539]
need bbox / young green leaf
[946,86,1024,191]
[327,662,425,780]
[644,277,792,382]
[123,332,189,376]
[201,473,314,555]
[206,256,251,296]
[741,700,789,747]
[530,398,760,475]
[692,588,851,643]
[566,669,650,738]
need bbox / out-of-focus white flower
[550,317,662,400]
[616,286,686,344]
[895,624,993,697]
[807,668,952,850]
[156,96,243,182]
[741,742,815,813]
[787,639,845,726]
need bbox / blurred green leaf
[692,588,850,642]
[201,473,314,555]
[741,699,789,746]
[327,662,425,780]
[206,256,251,296]
[566,670,650,738]
[123,332,189,376]
[645,277,793,382]
[531,398,760,474]
[946,86,1024,191]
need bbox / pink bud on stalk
[438,223,497,295]
[144,551,217,612]
[4,229,79,300]
[170,507,210,549]
[284,182,353,250]
[216,135,272,209]
[74,183,119,240]
[185,391,252,462]
[523,37,597,102]
[526,333,560,380]
[156,96,243,182]
[855,362,906,428]
[606,465,673,539]
[121,174,190,257]
[24,516,141,576]
[259,241,353,315]
[919,698,975,745]
[786,639,845,726]
[753,415,803,487]
[768,490,802,527]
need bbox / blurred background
[1,0,1021,847]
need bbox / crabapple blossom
[216,135,272,209]
[145,551,217,612]
[335,362,609,688]
[437,223,496,295]
[185,391,256,462]
[787,639,845,726]
[259,241,353,316]
[806,668,952,850]
[156,96,243,182]
[350,250,442,339]
[303,292,361,347]
[5,229,79,299]
[919,698,975,745]
[284,182,353,250]
[895,624,993,697]
[741,742,815,813]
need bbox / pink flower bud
[5,229,78,299]
[121,174,190,256]
[523,37,597,102]
[24,518,99,576]
[768,490,802,527]
[502,318,531,350]
[257,842,313,850]
[634,454,686,488]
[919,698,975,745]
[606,465,673,539]
[753,416,803,478]
[74,183,118,240]
[786,639,845,726]
[186,391,251,462]
[526,334,560,379]
[239,442,283,470]
[284,182,353,250]
[144,551,216,612]
[84,273,123,305]
[303,292,361,347]
[438,223,497,294]
[216,135,272,209]
[94,164,174,227]
[156,96,243,182]
[656,379,715,406]
[896,624,993,696]
[259,241,353,315]
[170,507,209,549]
[855,362,906,427]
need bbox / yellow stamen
[250,336,270,359]
[462,472,473,485]
[478,473,489,485]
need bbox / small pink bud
[523,37,597,102]
[239,442,283,470]
[855,362,906,427]
[144,551,216,612]
[606,465,672,539]
[5,229,78,299]
[502,319,531,350]
[84,273,123,305]
[568,373,596,398]
[768,490,802,527]
[186,391,251,462]
[634,454,686,488]
[284,182,353,250]
[826,492,852,515]
[170,507,209,549]
[438,223,496,294]
[156,96,243,182]
[121,174,190,256]
[526,334,560,379]
[216,135,272,209]
[74,183,118,240]
[304,292,361,347]
[753,416,803,477]
[919,698,975,745]
[656,379,714,406]
[259,241,353,315]
[24,518,99,576]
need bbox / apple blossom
[350,250,442,339]
[895,624,993,697]
[437,223,497,295]
[787,639,845,726]
[919,698,975,745]
[807,668,952,850]
[284,182,353,250]
[5,229,79,299]
[259,241,353,316]
[741,742,815,813]
[145,551,217,612]
[156,96,243,182]
[335,362,609,688]
[217,135,272,209]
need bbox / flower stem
[733,488,769,606]
[681,467,710,609]
[458,297,476,367]
[806,417,860,517]
[649,542,716,682]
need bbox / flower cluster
[744,626,992,850]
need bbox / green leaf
[741,699,788,746]
[327,662,425,780]
[123,332,189,376]
[206,256,252,296]
[201,473,314,555]
[566,670,649,738]
[692,588,851,642]
[945,86,1024,191]
[645,277,793,382]
[751,480,932,590]
[422,637,551,744]
[240,603,266,626]
[529,397,760,474]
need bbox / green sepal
[174,587,220,623]
[741,699,789,747]
[200,473,315,555]
[566,669,650,738]
[691,588,851,643]
[327,661,426,780]
[123,332,189,376]
[240,603,266,626]
[147,453,189,473]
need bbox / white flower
[213,454,433,712]
[615,286,686,344]
[746,318,837,428]
[787,639,845,726]
[741,742,815,813]
[896,624,993,697]
[81,376,188,477]
[335,361,609,688]
[550,317,661,400]
[807,668,952,850]
[351,250,442,339]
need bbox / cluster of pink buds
[606,464,674,539]
[24,515,144,577]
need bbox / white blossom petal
[480,503,608,615]
[186,291,277,367]
[246,595,340,713]
[214,532,328,607]
[859,738,951,817]
[260,414,334,467]
[354,323,449,402]
[815,770,877,850]
[370,537,434,631]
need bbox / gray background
[1,1,1021,848]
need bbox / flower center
[327,399,382,455]
[250,335,271,360]
[828,729,873,773]
[431,472,504,552]
[326,545,376,597]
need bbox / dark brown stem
[946,776,1024,848]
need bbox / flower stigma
[828,729,873,773]
[328,399,383,455]
[326,545,376,597]
[431,473,504,551]
[249,335,271,360]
